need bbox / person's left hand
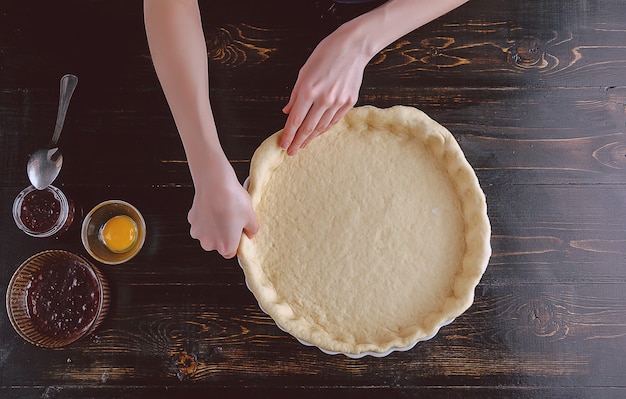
[280,26,370,155]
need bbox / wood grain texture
[1,0,626,397]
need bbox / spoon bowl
[27,148,63,190]
[27,74,78,190]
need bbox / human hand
[187,156,259,259]
[280,26,370,155]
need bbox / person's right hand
[187,155,259,259]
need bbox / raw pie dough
[238,105,491,355]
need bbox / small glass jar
[12,185,75,238]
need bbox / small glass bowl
[12,185,75,238]
[81,200,146,265]
[6,250,110,348]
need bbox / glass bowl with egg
[81,200,146,265]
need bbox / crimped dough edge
[238,105,491,355]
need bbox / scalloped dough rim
[237,252,456,358]
[238,105,491,356]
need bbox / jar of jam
[12,185,76,238]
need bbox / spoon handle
[50,74,78,146]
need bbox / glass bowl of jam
[12,185,75,238]
[6,250,110,348]
[81,200,146,265]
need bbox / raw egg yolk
[101,215,137,253]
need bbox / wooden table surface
[1,1,626,397]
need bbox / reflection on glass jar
[12,185,75,238]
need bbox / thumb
[244,213,259,238]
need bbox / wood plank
[1,85,625,188]
[1,284,625,387]
[2,182,625,287]
[2,387,625,399]
[1,1,626,89]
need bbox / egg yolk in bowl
[100,215,137,253]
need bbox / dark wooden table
[2,1,626,397]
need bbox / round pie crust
[238,105,491,355]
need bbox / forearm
[337,0,469,60]
[144,0,227,183]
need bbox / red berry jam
[13,185,75,238]
[20,187,61,233]
[25,259,101,340]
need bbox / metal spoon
[27,74,78,190]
